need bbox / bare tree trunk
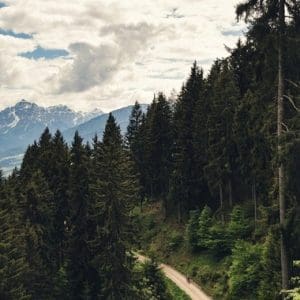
[219,183,224,224]
[253,178,257,229]
[228,178,233,207]
[177,200,182,223]
[278,0,289,290]
[140,197,143,213]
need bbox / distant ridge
[0,100,147,175]
[0,100,104,175]
[62,104,148,143]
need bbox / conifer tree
[171,62,204,220]
[21,170,55,299]
[126,102,145,209]
[50,130,70,269]
[67,131,91,299]
[205,60,239,217]
[236,0,299,288]
[0,176,29,300]
[90,114,137,299]
[146,93,173,213]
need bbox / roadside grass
[164,276,191,300]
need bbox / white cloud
[0,0,245,112]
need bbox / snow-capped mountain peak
[0,99,104,152]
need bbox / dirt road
[136,254,212,300]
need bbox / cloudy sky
[0,0,245,112]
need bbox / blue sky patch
[20,46,69,60]
[0,2,7,8]
[0,28,33,39]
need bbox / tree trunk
[228,178,233,207]
[278,0,289,290]
[219,183,224,224]
[253,178,257,229]
[140,197,143,213]
[177,200,182,223]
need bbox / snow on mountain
[0,100,148,176]
[0,99,104,137]
[63,104,148,143]
[0,100,104,174]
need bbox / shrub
[258,228,281,299]
[186,210,200,251]
[228,205,252,241]
[167,231,183,252]
[206,223,231,257]
[228,240,263,299]
[197,206,213,250]
[141,260,172,299]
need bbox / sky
[0,0,245,112]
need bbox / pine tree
[50,130,70,269]
[146,93,173,214]
[186,210,200,251]
[171,62,204,221]
[0,176,30,300]
[67,131,91,299]
[126,101,144,150]
[197,205,213,250]
[90,114,137,299]
[21,170,55,299]
[233,91,273,225]
[236,0,299,289]
[204,59,239,218]
[126,102,145,209]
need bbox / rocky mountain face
[0,100,147,176]
[0,100,104,175]
[63,104,148,143]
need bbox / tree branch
[283,95,300,112]
[286,79,300,89]
[281,122,290,132]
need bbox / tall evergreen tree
[67,131,91,299]
[90,114,137,299]
[0,176,29,300]
[204,60,239,219]
[146,93,173,214]
[50,130,70,269]
[236,0,299,288]
[21,170,55,299]
[170,62,204,220]
[126,102,145,209]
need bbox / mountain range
[0,100,147,175]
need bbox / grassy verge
[164,276,191,300]
[133,202,230,299]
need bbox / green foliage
[258,229,281,299]
[142,260,171,299]
[164,277,191,300]
[284,261,300,300]
[171,62,206,218]
[206,224,231,257]
[228,205,252,240]
[67,131,91,299]
[1,1,300,296]
[167,231,184,252]
[197,206,213,250]
[133,260,172,300]
[186,206,230,257]
[89,114,138,299]
[52,266,69,300]
[228,241,263,300]
[186,210,200,251]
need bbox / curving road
[136,254,212,300]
